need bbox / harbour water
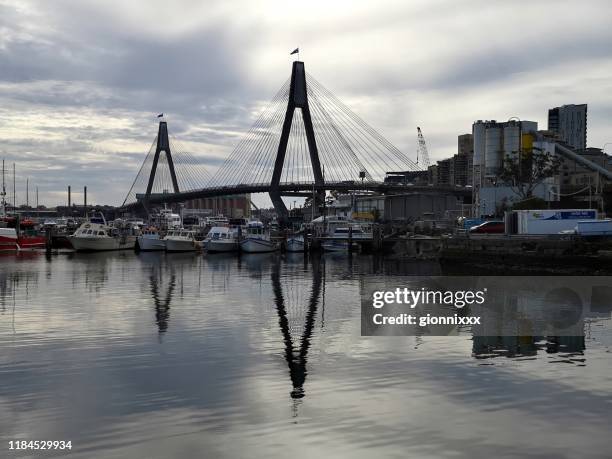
[1,252,611,458]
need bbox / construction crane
[416,126,430,170]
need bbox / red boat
[0,227,45,251]
[18,234,46,250]
[0,227,17,251]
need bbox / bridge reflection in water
[271,254,323,400]
[134,253,604,405]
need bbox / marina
[1,1,612,457]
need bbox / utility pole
[36,186,39,209]
[26,178,29,208]
[13,163,16,209]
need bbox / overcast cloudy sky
[1,0,611,206]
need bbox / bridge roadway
[124,181,471,210]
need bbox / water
[1,251,611,458]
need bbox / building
[425,134,474,188]
[451,134,474,187]
[557,146,612,209]
[548,104,587,150]
[472,119,539,216]
[458,133,473,156]
[385,193,462,222]
[473,119,538,181]
[434,158,452,185]
[184,194,251,218]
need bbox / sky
[1,0,612,207]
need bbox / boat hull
[165,239,197,252]
[322,240,356,252]
[68,235,136,252]
[207,240,238,253]
[137,236,166,251]
[286,237,305,253]
[0,228,17,252]
[240,238,278,253]
[17,235,46,250]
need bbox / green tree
[498,150,560,200]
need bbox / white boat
[137,227,165,251]
[152,208,182,230]
[206,215,230,227]
[68,216,138,252]
[322,225,370,252]
[164,229,198,252]
[205,226,239,253]
[286,234,305,252]
[240,220,278,253]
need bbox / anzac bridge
[121,60,469,219]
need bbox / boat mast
[1,159,5,217]
[13,163,16,210]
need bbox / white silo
[503,122,521,161]
[472,121,486,167]
[485,124,502,176]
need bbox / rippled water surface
[1,251,611,458]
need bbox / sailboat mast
[1,160,5,216]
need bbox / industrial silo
[503,122,521,162]
[485,124,502,176]
[472,121,486,167]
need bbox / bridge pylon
[270,61,324,221]
[145,121,180,201]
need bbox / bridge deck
[123,181,471,210]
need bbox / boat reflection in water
[150,268,176,336]
[3,251,611,457]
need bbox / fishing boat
[137,227,165,251]
[68,215,138,252]
[164,229,198,252]
[205,226,239,253]
[286,234,305,252]
[0,227,17,251]
[0,162,45,251]
[240,220,278,253]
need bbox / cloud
[0,0,611,206]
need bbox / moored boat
[321,225,370,252]
[137,227,166,251]
[17,234,46,250]
[286,234,305,252]
[164,229,198,252]
[205,226,239,253]
[240,220,278,253]
[68,216,138,252]
[0,227,17,251]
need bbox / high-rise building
[547,104,587,150]
[458,133,473,156]
[454,134,474,186]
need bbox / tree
[498,150,560,200]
